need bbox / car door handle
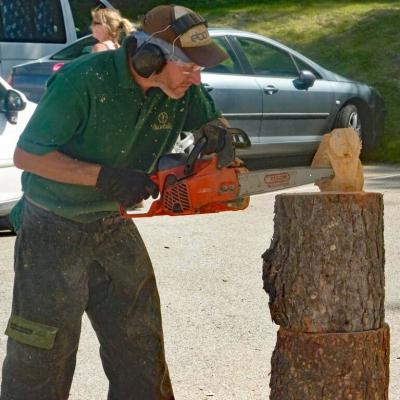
[263,85,279,95]
[203,83,214,92]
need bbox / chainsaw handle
[184,136,207,175]
[119,173,161,218]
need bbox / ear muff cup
[131,43,166,78]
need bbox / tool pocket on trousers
[5,315,58,350]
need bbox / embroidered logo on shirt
[152,112,172,130]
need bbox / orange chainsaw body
[120,155,250,218]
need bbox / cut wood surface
[311,128,364,192]
[263,192,384,332]
[270,325,390,400]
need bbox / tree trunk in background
[262,193,389,400]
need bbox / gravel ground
[0,164,399,399]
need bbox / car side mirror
[4,89,27,124]
[293,70,317,90]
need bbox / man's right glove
[96,166,159,208]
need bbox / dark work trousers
[1,200,174,400]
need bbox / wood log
[262,192,384,332]
[270,325,390,400]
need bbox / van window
[69,0,109,38]
[0,0,66,43]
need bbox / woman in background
[91,8,134,52]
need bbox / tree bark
[263,192,384,332]
[270,325,390,400]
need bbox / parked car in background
[0,0,114,78]
[10,28,385,162]
[0,77,36,231]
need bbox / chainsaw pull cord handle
[184,136,207,175]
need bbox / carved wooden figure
[311,127,364,192]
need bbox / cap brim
[183,42,228,68]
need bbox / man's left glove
[195,120,232,155]
[195,119,235,168]
[96,167,159,208]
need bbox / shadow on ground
[365,175,400,190]
[0,231,16,238]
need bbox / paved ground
[0,164,399,399]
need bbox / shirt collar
[113,40,139,90]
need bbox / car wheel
[172,131,195,154]
[334,104,362,137]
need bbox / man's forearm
[13,147,101,186]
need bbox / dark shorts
[1,200,174,400]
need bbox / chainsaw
[120,130,334,218]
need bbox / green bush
[111,0,276,18]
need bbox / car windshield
[50,36,97,60]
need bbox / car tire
[334,104,362,137]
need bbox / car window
[0,0,66,43]
[69,0,110,38]
[203,36,242,74]
[236,37,298,77]
[50,36,97,60]
[293,56,321,79]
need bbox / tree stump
[262,193,389,399]
[270,325,390,399]
[263,192,385,332]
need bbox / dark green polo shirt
[12,43,220,226]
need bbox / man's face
[154,61,203,99]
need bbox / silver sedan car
[10,28,385,162]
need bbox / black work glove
[195,120,235,168]
[195,121,230,155]
[96,166,159,208]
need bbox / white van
[0,0,114,78]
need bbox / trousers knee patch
[5,315,58,350]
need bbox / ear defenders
[130,31,168,78]
[129,13,208,78]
